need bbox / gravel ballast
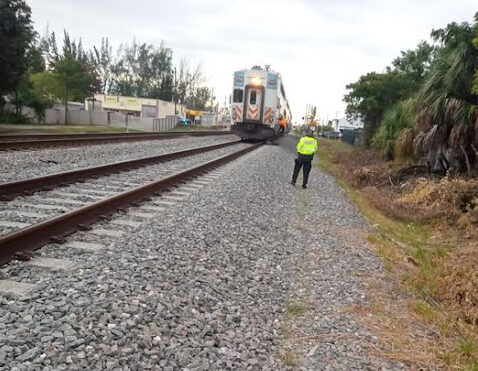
[0,134,237,183]
[0,142,251,236]
[0,136,404,370]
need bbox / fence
[11,107,180,133]
[153,116,176,132]
[45,108,110,127]
[42,109,181,132]
[341,129,365,146]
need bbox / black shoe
[290,181,295,186]
[302,185,307,189]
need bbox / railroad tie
[0,280,36,298]
[89,228,124,238]
[64,241,105,251]
[27,257,75,271]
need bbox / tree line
[344,13,478,176]
[0,0,215,123]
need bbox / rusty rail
[0,143,261,265]
[0,140,240,199]
[0,130,233,150]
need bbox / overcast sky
[29,0,476,123]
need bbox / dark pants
[291,154,313,186]
[278,126,285,135]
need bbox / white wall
[43,104,180,132]
[201,113,216,126]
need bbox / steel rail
[0,140,241,199]
[0,143,261,265]
[0,131,233,150]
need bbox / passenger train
[231,65,291,140]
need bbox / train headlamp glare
[251,77,261,85]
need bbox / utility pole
[173,67,177,116]
[64,85,68,126]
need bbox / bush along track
[316,138,478,369]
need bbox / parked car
[321,131,342,140]
[176,117,190,126]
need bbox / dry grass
[278,351,298,366]
[394,178,478,225]
[316,138,478,369]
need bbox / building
[86,94,185,119]
[185,109,217,126]
[335,117,364,131]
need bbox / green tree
[32,56,95,124]
[175,58,215,110]
[9,39,47,121]
[344,41,436,145]
[111,40,173,100]
[40,29,59,68]
[191,86,214,110]
[411,17,478,175]
[391,41,437,90]
[56,56,95,124]
[0,0,35,106]
[15,74,51,120]
[344,71,408,143]
[92,37,114,94]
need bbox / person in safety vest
[291,128,318,189]
[278,117,287,135]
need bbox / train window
[250,90,257,105]
[233,89,243,103]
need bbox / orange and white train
[231,65,291,140]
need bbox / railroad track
[0,141,261,266]
[0,130,233,150]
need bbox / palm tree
[411,17,478,175]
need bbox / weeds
[278,351,298,366]
[316,138,478,369]
[287,303,306,316]
[413,301,438,322]
[459,340,476,357]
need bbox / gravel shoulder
[0,136,408,370]
[276,137,407,370]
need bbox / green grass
[0,124,141,135]
[287,302,306,316]
[460,340,477,357]
[316,138,353,171]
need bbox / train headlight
[251,77,261,85]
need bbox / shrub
[372,101,412,160]
[0,111,32,124]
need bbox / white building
[85,94,185,119]
[336,117,364,131]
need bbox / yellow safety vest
[297,136,318,155]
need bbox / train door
[244,85,264,123]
